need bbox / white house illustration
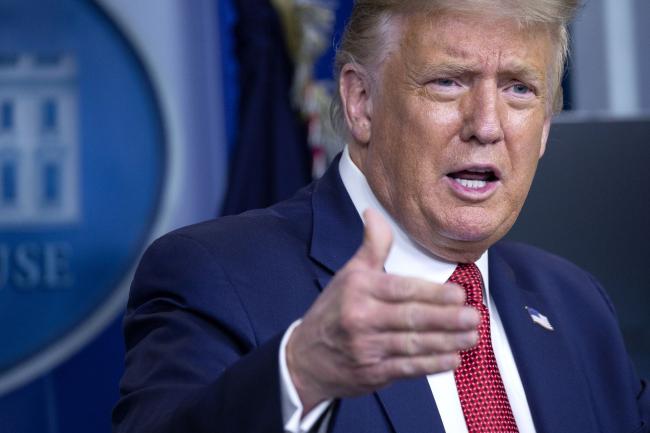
[0,53,80,226]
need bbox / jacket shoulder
[491,240,616,314]
[492,240,585,273]
[161,185,314,258]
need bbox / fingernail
[442,354,460,369]
[460,308,480,326]
[444,284,465,303]
[464,331,479,346]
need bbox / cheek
[382,90,462,136]
[506,115,545,174]
[371,93,463,194]
[505,141,543,210]
[403,102,463,161]
[410,99,462,138]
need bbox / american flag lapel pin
[525,306,554,331]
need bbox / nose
[460,82,504,145]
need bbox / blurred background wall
[0,0,647,432]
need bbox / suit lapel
[489,247,599,433]
[375,379,447,433]
[310,158,446,433]
[309,154,364,278]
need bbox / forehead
[389,12,553,77]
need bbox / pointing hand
[286,209,480,411]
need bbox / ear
[339,63,373,145]
[539,117,551,158]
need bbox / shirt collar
[338,146,490,296]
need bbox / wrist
[286,323,327,413]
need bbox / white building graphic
[0,53,80,226]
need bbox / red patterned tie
[449,263,519,433]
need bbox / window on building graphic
[42,162,61,206]
[41,99,58,132]
[1,161,17,206]
[1,102,13,132]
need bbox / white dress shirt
[279,147,537,433]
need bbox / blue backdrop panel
[0,0,164,432]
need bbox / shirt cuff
[279,319,333,433]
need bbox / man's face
[347,12,553,262]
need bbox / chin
[435,221,504,262]
[412,209,511,261]
[446,226,491,242]
[440,215,497,243]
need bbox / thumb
[349,208,393,271]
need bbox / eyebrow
[405,61,476,83]
[410,60,546,86]
[499,62,546,84]
[416,63,477,77]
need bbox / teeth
[454,178,487,189]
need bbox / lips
[446,166,500,190]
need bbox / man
[113,1,649,432]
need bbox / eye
[425,77,464,99]
[432,78,457,87]
[511,83,533,95]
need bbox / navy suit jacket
[113,159,649,433]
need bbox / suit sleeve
[588,274,650,431]
[112,233,285,433]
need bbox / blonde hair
[330,0,580,138]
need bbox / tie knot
[448,263,484,306]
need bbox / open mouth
[446,167,500,190]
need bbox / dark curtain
[221,0,312,216]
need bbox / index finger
[371,274,466,305]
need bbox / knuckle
[399,360,418,376]
[346,336,365,360]
[391,276,413,299]
[344,270,368,290]
[346,335,381,366]
[404,332,419,355]
[403,303,419,330]
[340,303,371,332]
[375,275,398,300]
[441,333,457,351]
